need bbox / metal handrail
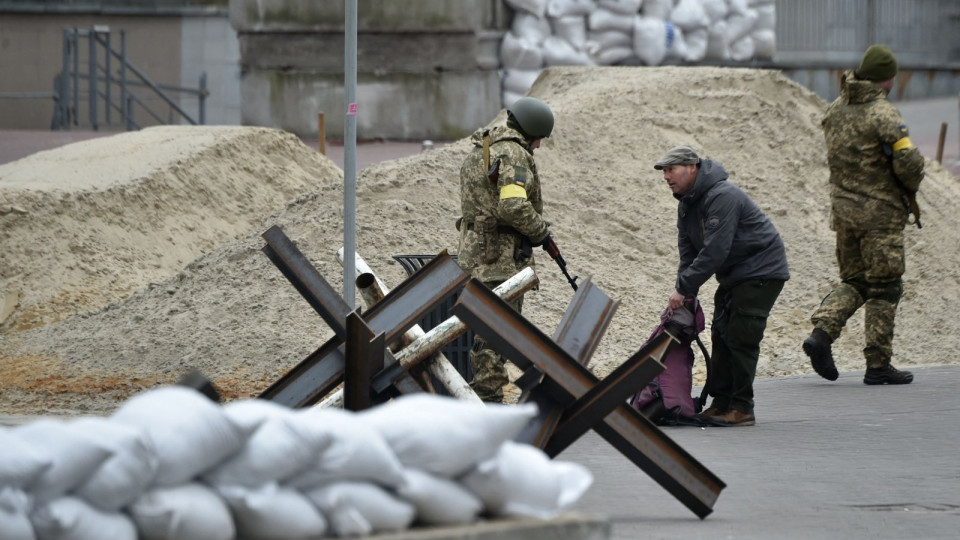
[54,26,207,131]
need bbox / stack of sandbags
[0,389,593,539]
[501,0,776,105]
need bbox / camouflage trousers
[811,228,904,368]
[469,280,524,403]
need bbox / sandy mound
[0,126,342,331]
[2,67,958,416]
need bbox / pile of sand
[2,66,958,416]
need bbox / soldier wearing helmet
[456,96,555,403]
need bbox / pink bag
[629,299,706,424]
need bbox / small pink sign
[347,103,358,116]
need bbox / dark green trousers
[708,278,785,414]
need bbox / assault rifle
[542,236,579,292]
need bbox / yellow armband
[500,184,528,200]
[892,136,913,152]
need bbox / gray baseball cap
[653,145,700,170]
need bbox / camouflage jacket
[822,70,925,230]
[457,124,549,282]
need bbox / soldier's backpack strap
[482,130,491,172]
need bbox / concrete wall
[0,7,240,130]
[231,0,510,140]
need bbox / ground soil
[2,66,958,416]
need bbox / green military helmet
[507,97,554,139]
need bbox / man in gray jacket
[655,145,790,427]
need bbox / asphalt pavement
[560,365,960,540]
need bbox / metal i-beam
[451,279,725,519]
[258,226,469,407]
[344,312,383,411]
[262,225,352,338]
[551,276,620,367]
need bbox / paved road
[560,365,960,540]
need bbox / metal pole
[120,30,127,129]
[199,72,207,125]
[60,28,71,130]
[72,28,79,127]
[104,30,111,125]
[343,0,358,309]
[88,28,98,130]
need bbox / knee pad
[870,279,903,304]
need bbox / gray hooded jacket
[675,159,790,296]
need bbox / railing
[52,26,207,131]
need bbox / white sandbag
[304,481,415,537]
[511,12,553,45]
[751,29,775,60]
[111,386,246,486]
[727,0,749,16]
[503,69,543,96]
[218,484,326,540]
[632,16,671,66]
[754,3,775,31]
[68,417,158,512]
[500,31,545,70]
[551,15,588,50]
[705,21,731,60]
[0,509,34,540]
[586,29,632,50]
[502,90,526,110]
[205,406,334,488]
[0,487,34,540]
[284,407,405,489]
[13,420,112,505]
[129,483,233,540]
[700,0,727,22]
[0,427,52,489]
[588,7,635,33]
[505,0,548,18]
[222,397,291,435]
[641,0,672,20]
[670,0,710,30]
[730,34,755,61]
[460,441,594,519]
[681,27,709,62]
[546,0,594,18]
[357,394,538,478]
[725,9,759,44]
[542,35,596,66]
[591,45,635,66]
[597,0,642,15]
[395,469,482,526]
[30,497,136,540]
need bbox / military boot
[802,328,838,381]
[863,365,914,385]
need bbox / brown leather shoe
[697,406,725,421]
[708,409,756,427]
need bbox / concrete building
[0,0,240,130]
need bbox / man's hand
[668,290,685,314]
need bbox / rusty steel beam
[344,311,382,411]
[452,279,725,519]
[551,276,619,367]
[258,228,468,407]
[262,225,352,339]
[259,336,347,407]
[359,252,469,345]
[544,332,672,456]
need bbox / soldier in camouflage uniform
[457,97,554,402]
[803,45,925,385]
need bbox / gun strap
[482,130,491,172]
[695,335,712,408]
